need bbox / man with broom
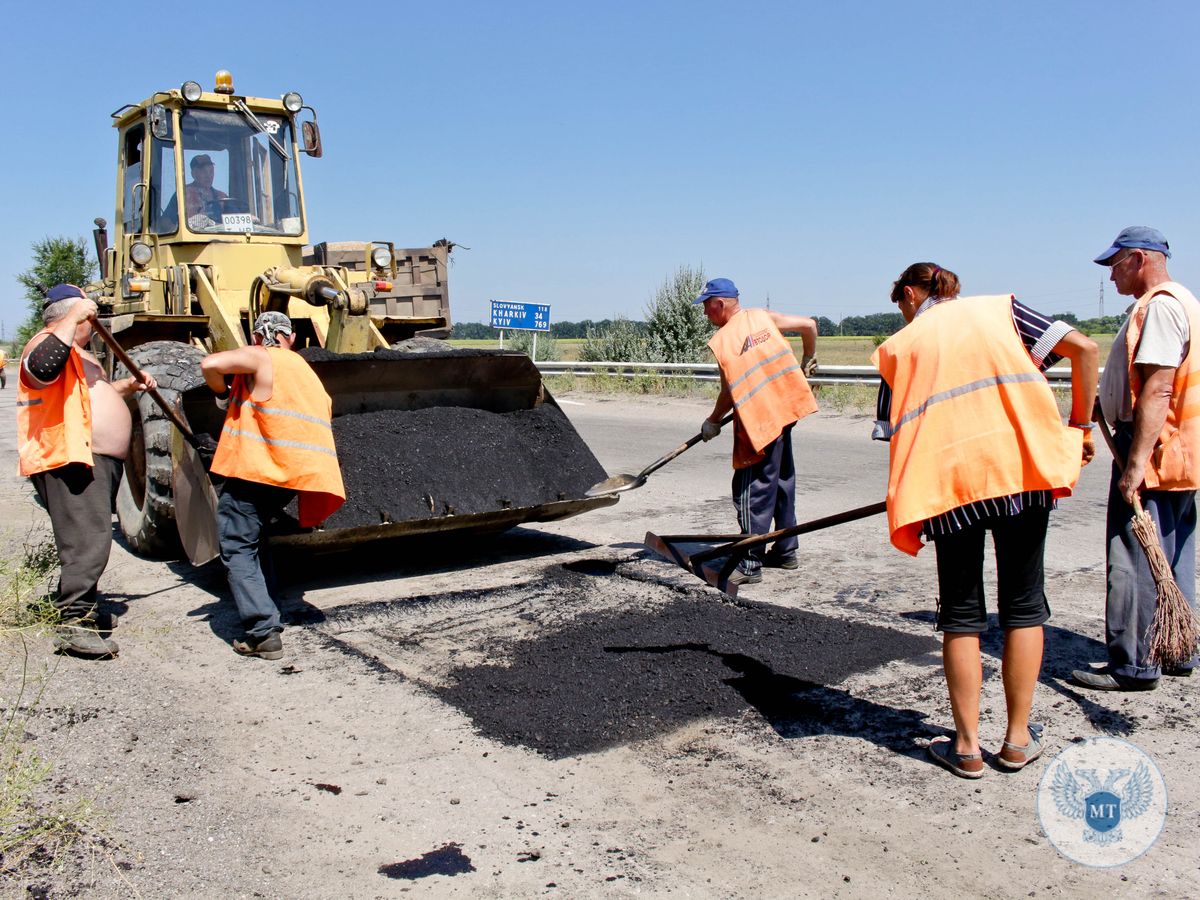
[1072,227,1200,691]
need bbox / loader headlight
[282,92,303,113]
[181,81,203,103]
[371,246,392,269]
[130,242,153,266]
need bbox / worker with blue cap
[1072,227,1200,690]
[695,277,820,585]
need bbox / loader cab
[153,106,305,239]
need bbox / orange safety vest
[16,333,94,476]
[872,295,1082,556]
[1123,281,1200,491]
[708,308,818,469]
[211,348,346,527]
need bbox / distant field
[449,332,1116,367]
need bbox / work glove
[192,433,219,470]
[801,354,818,377]
[701,418,722,442]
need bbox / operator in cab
[16,284,155,658]
[184,153,228,229]
[201,312,345,661]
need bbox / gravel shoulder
[1,389,1194,898]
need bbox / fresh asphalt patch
[312,563,939,758]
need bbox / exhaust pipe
[93,218,109,280]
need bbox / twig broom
[1097,414,1200,666]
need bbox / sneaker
[996,723,1045,772]
[53,623,119,659]
[763,551,799,570]
[233,632,283,660]
[726,567,762,586]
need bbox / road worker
[697,277,819,585]
[1071,227,1200,691]
[17,284,155,658]
[872,263,1097,778]
[201,312,345,660]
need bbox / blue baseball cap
[693,277,739,304]
[1094,226,1171,265]
[43,283,87,309]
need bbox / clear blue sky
[3,0,1197,338]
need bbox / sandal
[928,736,984,779]
[996,723,1044,772]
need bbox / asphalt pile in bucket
[319,405,607,529]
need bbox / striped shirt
[873,295,1076,539]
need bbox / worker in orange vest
[201,312,345,660]
[873,263,1097,779]
[1071,227,1200,690]
[696,278,819,585]
[17,284,155,658]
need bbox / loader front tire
[114,342,207,558]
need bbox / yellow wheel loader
[88,70,615,559]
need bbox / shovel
[585,412,735,498]
[91,317,221,566]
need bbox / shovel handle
[639,412,735,479]
[91,316,200,447]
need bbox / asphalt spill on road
[317,566,939,759]
[378,843,475,880]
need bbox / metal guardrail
[535,361,1080,388]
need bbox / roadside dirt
[1,390,1195,898]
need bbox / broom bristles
[1132,510,1200,666]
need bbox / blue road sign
[491,300,551,332]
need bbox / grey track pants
[1106,424,1198,679]
[30,456,123,621]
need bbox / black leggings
[932,506,1051,633]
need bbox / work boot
[53,622,119,659]
[83,610,117,633]
[233,632,283,660]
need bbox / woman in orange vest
[697,278,819,585]
[873,263,1097,778]
[201,312,345,661]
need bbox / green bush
[645,265,714,363]
[580,317,657,363]
[506,330,560,361]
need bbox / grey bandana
[252,311,294,347]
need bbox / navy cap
[693,277,739,304]
[44,283,87,309]
[1094,226,1171,265]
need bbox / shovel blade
[171,429,220,566]
[584,473,645,498]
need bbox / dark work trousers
[1106,423,1197,680]
[217,477,296,640]
[731,424,798,574]
[931,507,1052,633]
[30,456,123,621]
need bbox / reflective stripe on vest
[1123,281,1200,491]
[210,348,346,527]
[872,295,1082,556]
[708,308,818,469]
[16,336,94,477]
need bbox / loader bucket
[181,348,617,550]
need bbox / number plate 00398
[222,214,254,233]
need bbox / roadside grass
[0,532,102,875]
[544,373,719,400]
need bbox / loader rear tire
[114,342,207,558]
